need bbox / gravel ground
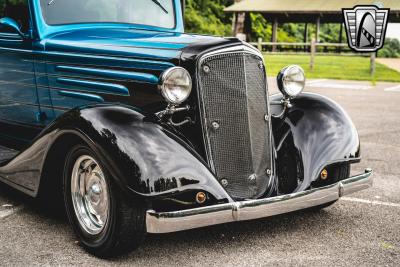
[0,78,399,266]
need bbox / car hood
[42,27,239,64]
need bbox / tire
[63,144,146,257]
[306,163,351,211]
[307,200,337,211]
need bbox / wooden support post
[258,37,263,52]
[304,23,308,52]
[304,23,308,43]
[232,12,237,36]
[310,39,316,70]
[316,16,320,43]
[370,52,376,76]
[272,18,278,52]
[233,12,246,40]
[243,12,252,41]
[232,0,245,38]
[338,23,343,53]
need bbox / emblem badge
[343,5,390,52]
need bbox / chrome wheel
[71,155,109,235]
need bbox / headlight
[159,67,192,105]
[277,65,305,99]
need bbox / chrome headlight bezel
[277,65,306,99]
[158,67,192,105]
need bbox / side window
[0,0,30,33]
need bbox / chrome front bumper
[146,169,373,234]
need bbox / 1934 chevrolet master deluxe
[0,0,372,257]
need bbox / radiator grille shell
[197,49,273,199]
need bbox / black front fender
[51,105,232,201]
[0,104,231,202]
[271,92,361,192]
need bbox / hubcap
[71,155,109,235]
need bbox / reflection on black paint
[69,105,230,200]
[271,93,361,193]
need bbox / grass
[264,54,400,82]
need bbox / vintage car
[0,0,372,257]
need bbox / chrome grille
[198,50,273,199]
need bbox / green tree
[379,38,400,58]
[184,0,233,36]
[250,14,301,42]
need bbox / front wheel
[63,145,146,257]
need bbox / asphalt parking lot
[0,78,399,266]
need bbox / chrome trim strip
[55,65,159,84]
[146,169,373,233]
[199,43,264,59]
[58,90,104,102]
[56,77,130,96]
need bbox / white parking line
[384,85,400,92]
[0,205,24,219]
[306,79,328,85]
[341,197,400,208]
[307,82,373,90]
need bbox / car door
[0,0,41,143]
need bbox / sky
[387,23,400,40]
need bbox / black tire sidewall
[63,144,118,253]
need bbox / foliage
[184,0,233,36]
[378,38,400,58]
[265,54,400,82]
[250,14,297,42]
[250,13,346,43]
[319,24,347,43]
[184,1,348,44]
[250,13,271,40]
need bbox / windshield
[40,0,176,29]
